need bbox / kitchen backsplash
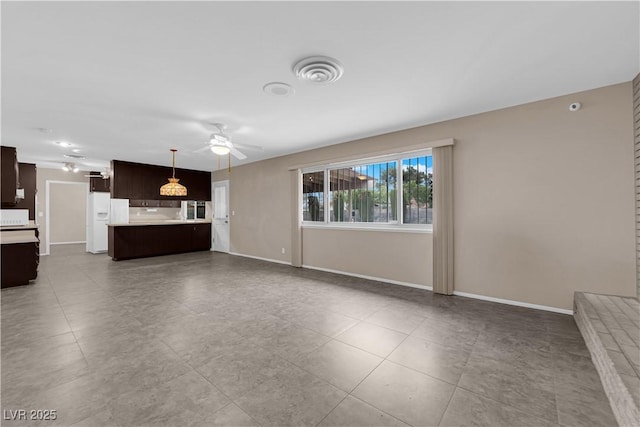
[129,207,182,222]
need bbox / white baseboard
[229,253,573,315]
[50,241,86,245]
[229,251,292,266]
[301,264,433,292]
[453,290,573,315]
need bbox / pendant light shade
[160,149,187,196]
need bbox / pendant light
[160,149,187,196]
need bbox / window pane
[302,171,324,221]
[329,161,396,223]
[402,155,433,224]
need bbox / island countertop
[108,220,212,227]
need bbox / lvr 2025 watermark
[3,409,57,421]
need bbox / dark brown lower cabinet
[108,223,211,261]
[1,241,39,287]
[192,223,212,251]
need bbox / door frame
[45,180,90,255]
[212,180,230,253]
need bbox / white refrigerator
[86,192,110,253]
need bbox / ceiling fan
[196,123,262,160]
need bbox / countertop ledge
[1,225,39,231]
[1,229,39,244]
[108,220,212,227]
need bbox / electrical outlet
[281,248,285,254]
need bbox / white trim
[230,252,572,315]
[289,137,454,171]
[453,290,573,315]
[229,251,292,266]
[302,223,432,234]
[46,180,49,255]
[302,264,433,292]
[212,180,230,253]
[319,148,432,171]
[50,241,87,245]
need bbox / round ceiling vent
[263,82,294,97]
[293,56,344,84]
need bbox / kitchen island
[108,220,211,261]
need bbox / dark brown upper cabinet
[15,163,37,220]
[111,160,211,201]
[89,172,111,193]
[1,146,20,207]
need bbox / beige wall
[36,168,90,253]
[213,82,636,310]
[49,182,87,244]
[302,228,433,287]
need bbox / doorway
[212,180,230,253]
[46,181,89,255]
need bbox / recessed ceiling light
[293,56,344,84]
[71,149,81,153]
[55,141,72,148]
[64,154,85,159]
[263,82,294,97]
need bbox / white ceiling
[2,1,638,172]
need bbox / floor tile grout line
[46,273,91,369]
[318,351,401,426]
[328,334,397,360]
[434,382,457,427]
[189,365,264,427]
[454,382,559,425]
[327,326,419,425]
[339,394,415,427]
[552,368,562,426]
[313,394,349,427]
[180,322,394,426]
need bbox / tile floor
[1,244,616,426]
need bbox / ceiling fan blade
[194,145,212,153]
[233,142,263,151]
[230,147,247,160]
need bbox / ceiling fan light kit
[160,149,187,196]
[210,145,230,155]
[62,162,79,173]
[202,123,251,161]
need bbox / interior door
[212,180,230,253]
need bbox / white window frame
[301,149,433,233]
